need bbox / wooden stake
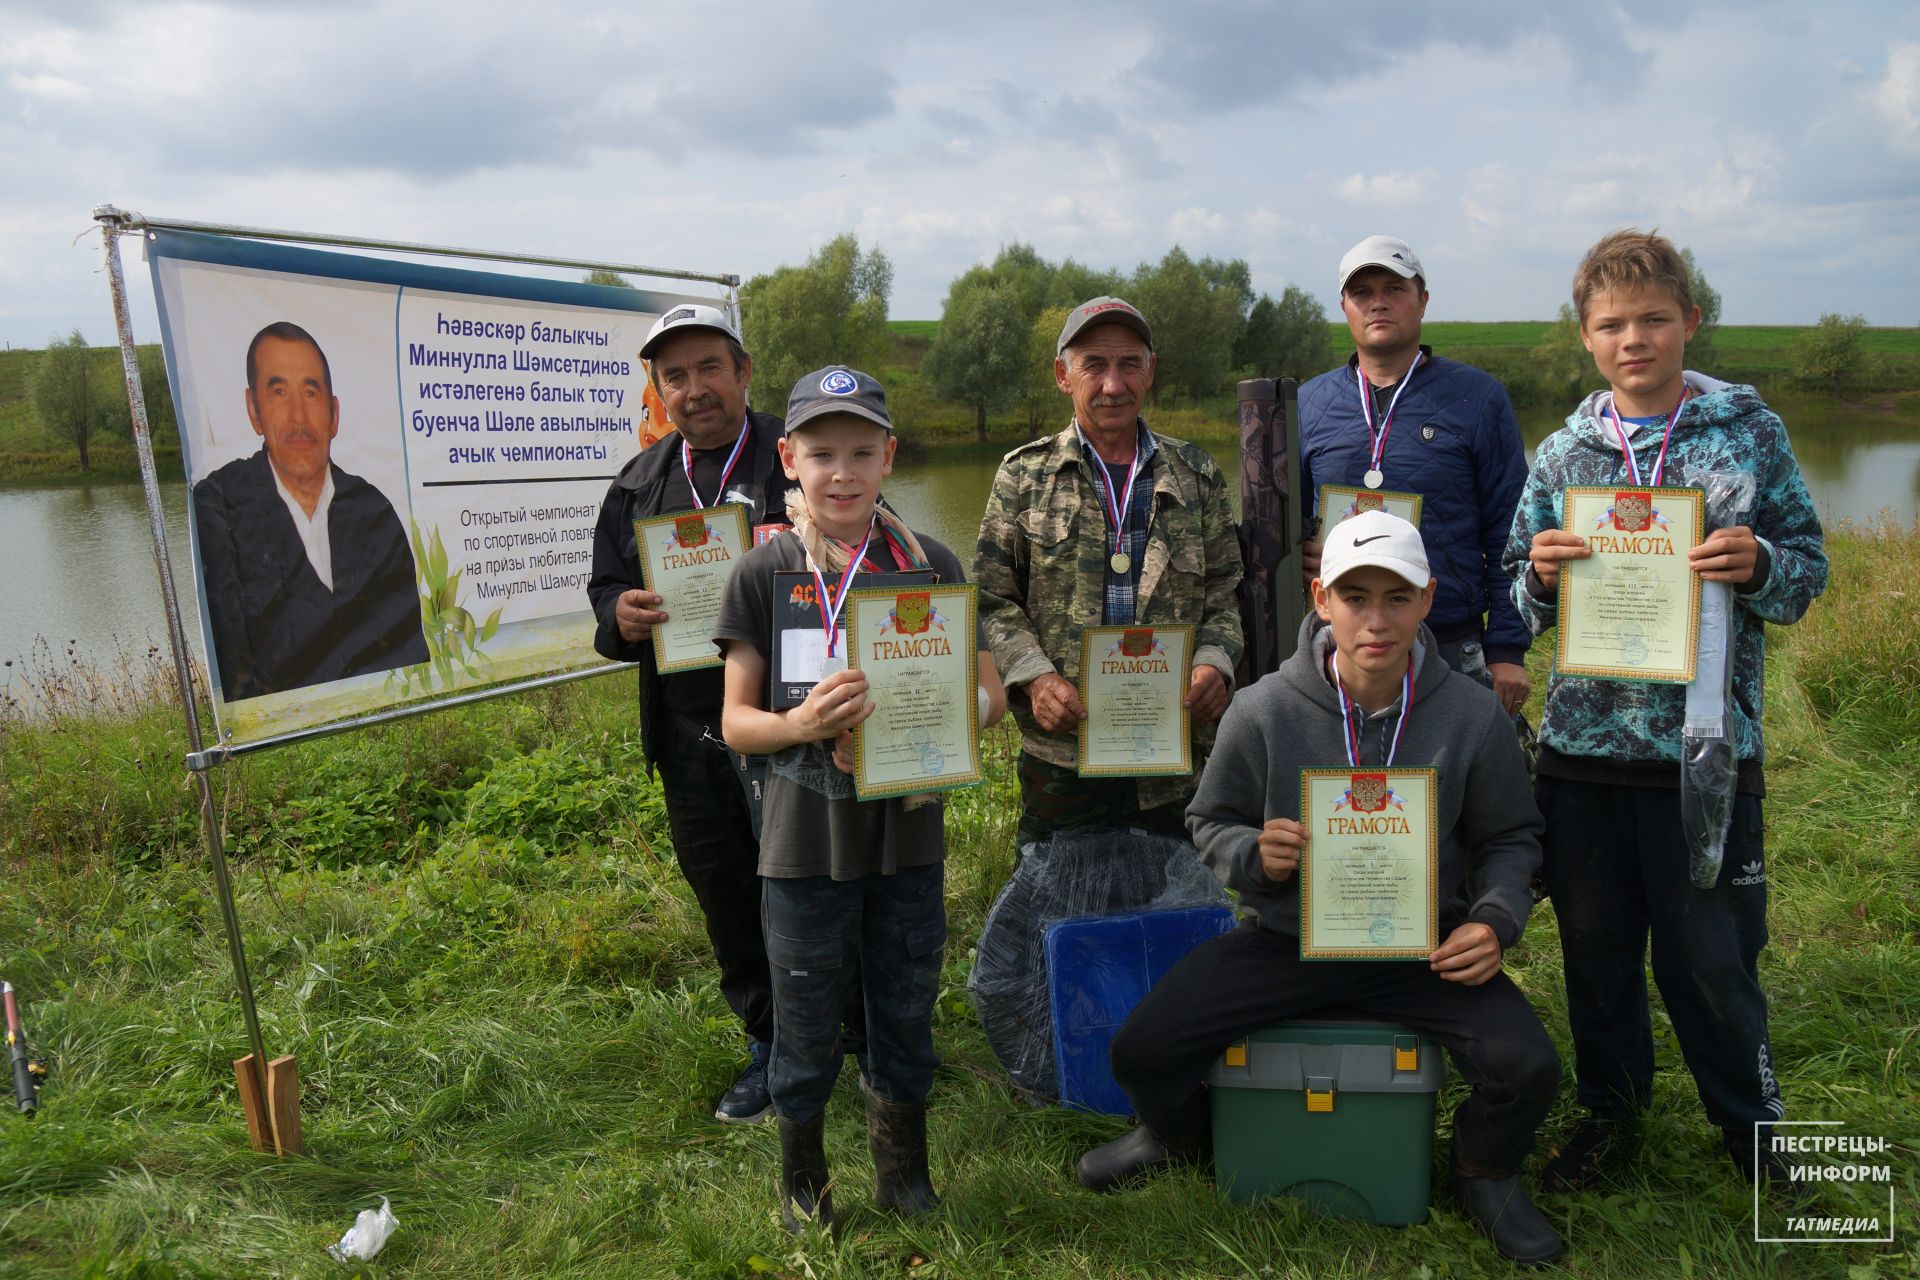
[234,1055,271,1152]
[266,1055,303,1157]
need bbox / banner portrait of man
[192,321,428,701]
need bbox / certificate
[1298,767,1438,960]
[768,569,934,708]
[845,583,982,800]
[633,503,750,674]
[1317,483,1423,532]
[1555,485,1705,683]
[1076,624,1194,777]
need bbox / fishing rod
[4,980,47,1116]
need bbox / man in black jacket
[194,321,427,702]
[587,304,798,1123]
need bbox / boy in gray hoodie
[1078,511,1563,1266]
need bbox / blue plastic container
[1044,905,1237,1114]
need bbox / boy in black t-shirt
[717,365,1007,1231]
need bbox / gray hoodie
[1186,615,1541,948]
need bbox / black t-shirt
[713,528,975,880]
[658,436,757,718]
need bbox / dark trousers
[1112,923,1560,1175]
[658,712,776,1045]
[762,863,947,1122]
[1538,776,1782,1130]
[1014,751,1188,846]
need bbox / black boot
[778,1113,833,1234]
[867,1091,941,1216]
[1076,1125,1204,1193]
[1450,1165,1565,1267]
[1723,1126,1808,1199]
[1541,1112,1635,1193]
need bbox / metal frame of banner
[92,203,741,1153]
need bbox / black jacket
[586,411,795,769]
[193,450,429,702]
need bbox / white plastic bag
[327,1197,398,1263]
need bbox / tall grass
[0,529,1915,1277]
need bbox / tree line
[10,248,1882,474]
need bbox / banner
[149,230,716,744]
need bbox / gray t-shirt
[714,528,973,881]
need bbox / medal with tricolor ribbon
[1353,351,1424,489]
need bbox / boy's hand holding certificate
[633,503,750,673]
[1554,485,1705,683]
[1299,767,1439,960]
[845,584,983,799]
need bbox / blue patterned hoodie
[1501,374,1827,768]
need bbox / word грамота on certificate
[1077,624,1195,778]
[1556,485,1705,684]
[634,503,749,673]
[1299,767,1438,960]
[845,583,982,800]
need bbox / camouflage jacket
[1502,375,1827,766]
[975,420,1245,810]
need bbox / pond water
[3,413,1914,671]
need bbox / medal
[807,518,875,661]
[1602,384,1690,487]
[1090,432,1143,579]
[681,420,751,510]
[1353,353,1423,493]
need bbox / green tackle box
[1206,1019,1448,1225]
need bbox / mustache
[1089,394,1134,408]
[682,393,722,414]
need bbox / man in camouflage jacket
[975,297,1244,843]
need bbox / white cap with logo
[638,303,741,360]
[1337,235,1426,294]
[1318,509,1431,588]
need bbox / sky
[4,0,1918,351]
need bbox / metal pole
[96,213,272,1091]
[97,205,739,288]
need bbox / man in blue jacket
[1298,236,1531,716]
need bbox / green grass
[2,526,1914,1276]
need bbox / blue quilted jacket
[1299,350,1531,664]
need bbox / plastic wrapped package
[1680,467,1757,889]
[967,828,1229,1101]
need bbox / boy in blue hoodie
[1504,230,1827,1190]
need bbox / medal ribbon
[680,420,751,509]
[1332,659,1415,769]
[1353,351,1425,482]
[808,518,874,658]
[1601,384,1689,488]
[1097,447,1143,564]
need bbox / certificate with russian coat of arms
[1316,483,1423,533]
[1299,767,1438,960]
[845,583,981,800]
[633,503,750,674]
[1555,485,1705,684]
[1076,624,1195,778]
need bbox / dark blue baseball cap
[784,365,893,435]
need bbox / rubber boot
[778,1113,833,1234]
[867,1091,941,1216]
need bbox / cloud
[1336,169,1435,205]
[1868,41,1920,152]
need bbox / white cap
[1318,509,1430,589]
[638,303,740,360]
[1338,235,1425,294]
